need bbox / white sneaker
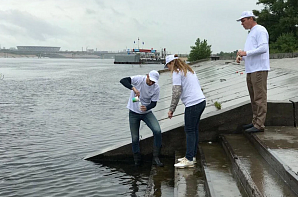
[174,157,194,168]
[178,157,196,164]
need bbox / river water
[0,58,165,197]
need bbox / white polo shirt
[127,75,160,114]
[172,70,205,107]
[243,24,270,73]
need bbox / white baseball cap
[236,11,256,21]
[149,70,159,83]
[165,54,178,66]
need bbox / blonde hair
[171,55,194,76]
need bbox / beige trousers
[246,71,268,129]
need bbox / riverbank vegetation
[188,38,212,62]
[254,0,298,53]
[213,0,298,59]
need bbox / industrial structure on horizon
[17,46,61,52]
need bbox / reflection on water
[176,168,200,196]
[0,58,166,196]
[144,158,174,196]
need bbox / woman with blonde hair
[166,54,206,168]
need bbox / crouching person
[120,70,163,167]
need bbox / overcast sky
[0,0,263,54]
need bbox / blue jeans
[129,110,162,153]
[184,100,206,161]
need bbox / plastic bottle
[132,96,140,102]
[132,96,142,107]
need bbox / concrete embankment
[85,57,298,197]
[85,57,298,161]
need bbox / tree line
[188,0,298,62]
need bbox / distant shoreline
[0,52,109,59]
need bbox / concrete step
[199,142,247,196]
[222,133,296,196]
[174,151,207,197]
[244,126,298,195]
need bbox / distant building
[17,46,60,52]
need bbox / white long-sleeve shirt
[243,24,270,73]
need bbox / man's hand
[237,50,247,57]
[168,110,173,119]
[236,49,245,63]
[132,87,140,97]
[236,56,242,63]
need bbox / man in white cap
[120,70,163,167]
[236,11,270,133]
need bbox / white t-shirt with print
[127,75,160,114]
[243,24,270,73]
[172,70,205,107]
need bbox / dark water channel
[0,58,164,196]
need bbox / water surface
[0,58,164,197]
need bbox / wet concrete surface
[225,134,296,196]
[256,126,298,175]
[200,142,245,197]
